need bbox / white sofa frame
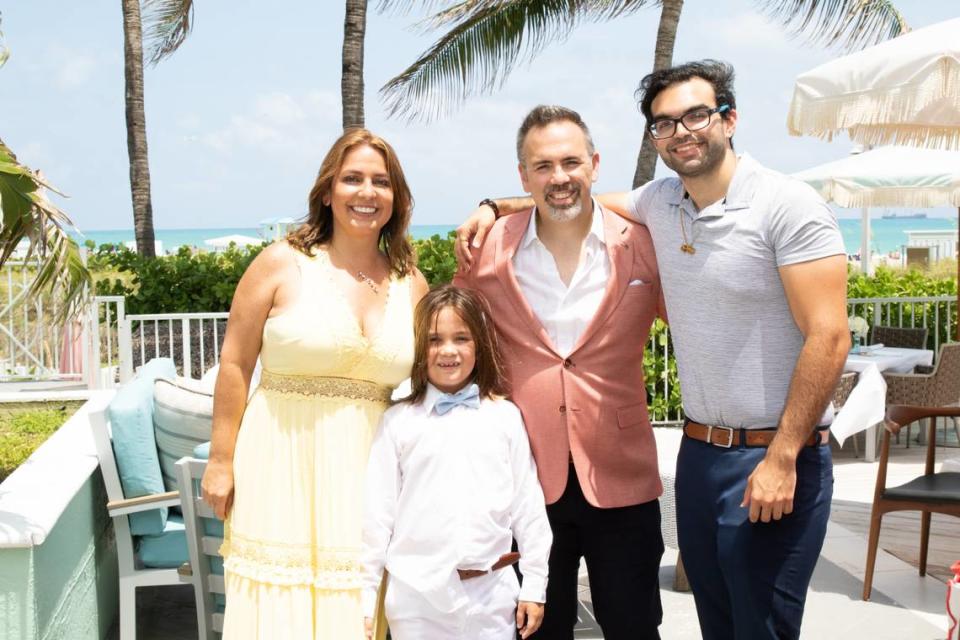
[89,403,183,640]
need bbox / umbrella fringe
[848,125,960,151]
[788,57,960,148]
[821,185,960,209]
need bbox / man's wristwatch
[478,198,500,219]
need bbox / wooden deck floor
[830,432,960,584]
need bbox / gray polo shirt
[627,153,845,429]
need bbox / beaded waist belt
[259,370,393,404]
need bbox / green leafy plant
[91,243,265,314]
[414,232,458,286]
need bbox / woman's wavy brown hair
[287,129,415,277]
[404,285,510,405]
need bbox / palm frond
[755,0,909,52]
[381,0,656,121]
[0,140,91,322]
[142,0,195,65]
[376,0,462,18]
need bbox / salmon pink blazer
[454,207,665,508]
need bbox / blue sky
[1,1,957,230]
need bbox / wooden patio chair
[882,342,960,448]
[862,404,960,601]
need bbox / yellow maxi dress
[221,249,414,639]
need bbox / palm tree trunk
[632,0,684,188]
[121,0,156,258]
[342,0,367,130]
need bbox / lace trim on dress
[221,532,364,589]
[259,370,392,404]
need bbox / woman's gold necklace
[329,244,381,294]
[679,214,696,254]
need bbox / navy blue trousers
[675,434,833,640]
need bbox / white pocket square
[628,279,648,286]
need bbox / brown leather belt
[683,421,829,448]
[457,552,520,580]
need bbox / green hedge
[847,265,957,352]
[89,240,958,422]
[90,234,458,314]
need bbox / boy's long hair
[404,285,510,405]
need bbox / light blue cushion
[153,378,213,491]
[108,358,177,536]
[193,441,210,459]
[137,513,188,568]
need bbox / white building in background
[903,229,958,268]
[204,234,263,252]
[123,240,164,255]
[258,216,298,241]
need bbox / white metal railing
[87,296,126,389]
[645,295,957,426]
[847,295,956,353]
[83,295,957,408]
[0,260,84,381]
[118,312,229,384]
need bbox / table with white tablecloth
[845,346,934,375]
[841,346,934,461]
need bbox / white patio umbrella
[793,146,960,208]
[793,146,960,275]
[203,234,263,250]
[787,17,960,150]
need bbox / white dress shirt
[512,202,611,356]
[361,384,552,618]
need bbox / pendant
[680,243,696,255]
[356,271,380,294]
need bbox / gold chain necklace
[679,213,696,254]
[329,244,381,294]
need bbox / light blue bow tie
[434,383,481,415]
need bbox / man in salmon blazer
[454,105,666,640]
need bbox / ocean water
[74,218,957,256]
[72,225,458,252]
[838,217,956,255]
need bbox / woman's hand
[363,617,374,640]
[516,601,544,639]
[201,460,235,520]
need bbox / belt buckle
[707,425,734,448]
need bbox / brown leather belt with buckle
[457,552,520,580]
[683,421,829,448]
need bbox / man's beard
[661,134,726,178]
[543,184,583,222]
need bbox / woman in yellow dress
[201,129,429,638]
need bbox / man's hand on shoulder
[455,204,498,269]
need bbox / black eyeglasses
[648,105,730,140]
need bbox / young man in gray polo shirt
[457,60,849,640]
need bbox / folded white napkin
[832,363,887,447]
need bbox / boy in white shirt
[362,285,552,640]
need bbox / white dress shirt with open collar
[512,200,611,356]
[360,384,552,618]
